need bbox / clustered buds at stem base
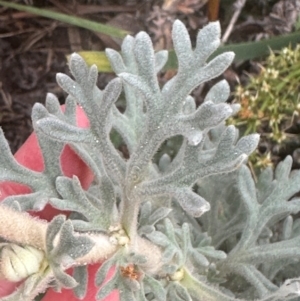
[0,244,44,282]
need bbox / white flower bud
[0,244,44,282]
[169,268,185,281]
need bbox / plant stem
[181,268,235,301]
[0,204,163,273]
[0,204,117,264]
[0,204,47,250]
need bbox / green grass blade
[0,0,129,39]
[76,30,300,72]
[2,0,299,72]
[69,51,113,72]
[214,30,300,61]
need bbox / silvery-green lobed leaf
[155,50,168,73]
[3,17,300,301]
[43,216,94,290]
[194,21,221,63]
[95,254,118,287]
[204,79,230,104]
[138,201,172,236]
[96,271,119,300]
[143,275,166,301]
[73,266,88,299]
[36,117,93,143]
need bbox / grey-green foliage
[1,19,300,301]
[197,155,300,300]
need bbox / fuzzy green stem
[0,204,117,265]
[0,204,162,274]
[120,193,140,239]
[181,268,235,301]
[0,204,47,250]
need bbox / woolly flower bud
[0,244,44,282]
[169,268,185,281]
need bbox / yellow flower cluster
[229,45,300,170]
